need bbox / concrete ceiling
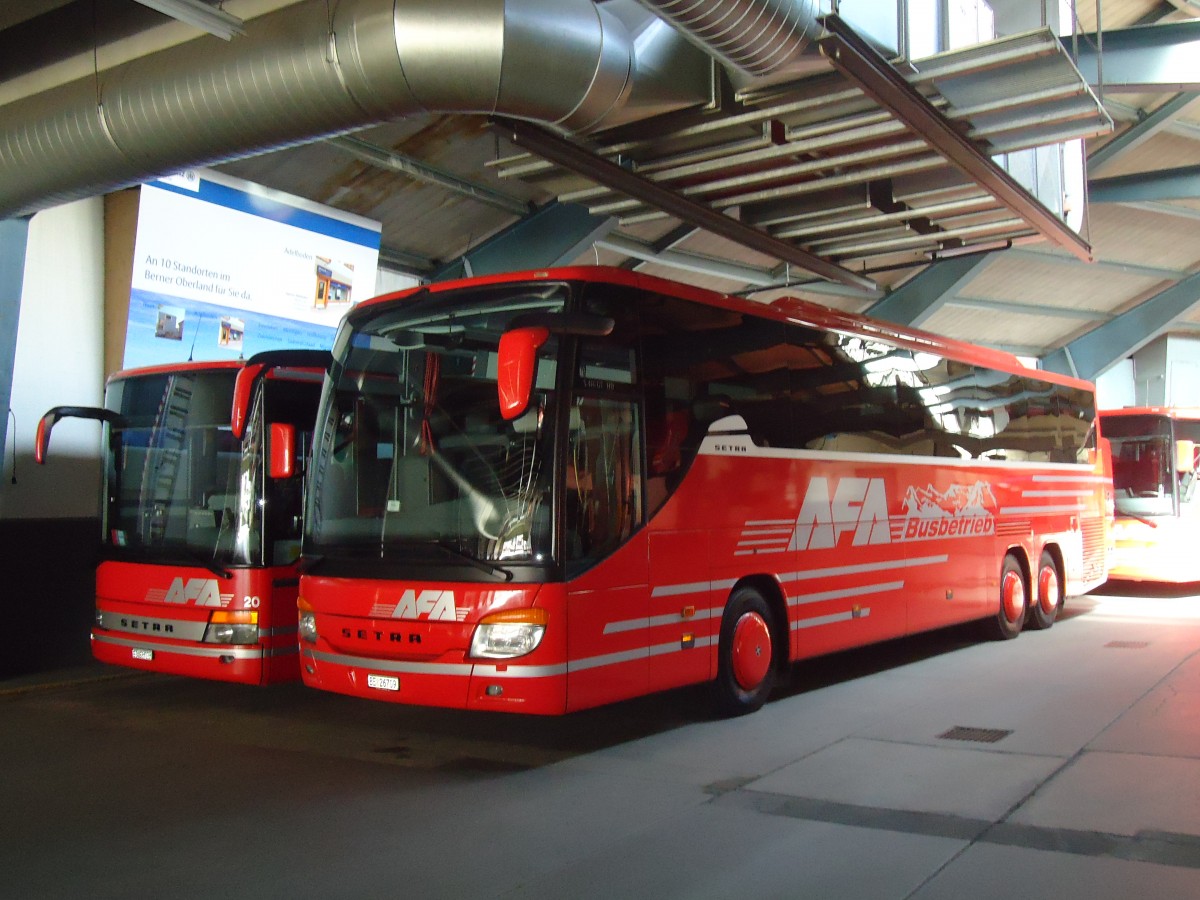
[3,0,1199,379]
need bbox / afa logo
[154,577,233,607]
[370,589,468,622]
[789,477,891,551]
[787,477,996,551]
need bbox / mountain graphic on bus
[902,481,996,520]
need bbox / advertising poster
[123,169,382,368]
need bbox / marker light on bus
[469,608,548,659]
[203,610,259,644]
[298,598,318,644]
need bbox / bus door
[563,333,652,709]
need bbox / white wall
[1095,358,1135,410]
[0,198,105,519]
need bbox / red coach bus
[36,350,327,684]
[1100,407,1200,583]
[297,267,1108,715]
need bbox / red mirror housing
[269,422,296,479]
[497,326,549,420]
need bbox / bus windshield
[106,369,263,567]
[306,284,566,569]
[1105,415,1176,517]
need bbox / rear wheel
[1027,550,1062,631]
[713,587,778,716]
[986,554,1026,641]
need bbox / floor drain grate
[1105,641,1150,649]
[938,726,1012,744]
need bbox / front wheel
[713,587,778,716]
[985,554,1026,641]
[1027,550,1062,631]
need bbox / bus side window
[565,396,643,569]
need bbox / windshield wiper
[430,541,513,582]
[183,550,233,580]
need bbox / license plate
[132,648,154,661]
[367,673,399,692]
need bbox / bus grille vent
[995,520,1031,538]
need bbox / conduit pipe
[0,0,637,218]
[633,0,823,76]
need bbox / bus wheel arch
[712,578,786,716]
[987,550,1028,641]
[1027,545,1064,630]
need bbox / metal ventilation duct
[634,0,822,75]
[0,0,641,218]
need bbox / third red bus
[296,267,1109,714]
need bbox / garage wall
[0,198,105,521]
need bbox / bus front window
[307,286,565,569]
[106,369,259,566]
[1111,436,1175,517]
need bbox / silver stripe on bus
[792,609,872,630]
[650,554,948,601]
[737,538,792,546]
[603,607,721,635]
[92,633,264,660]
[1000,504,1085,515]
[470,662,570,678]
[698,443,1098,472]
[735,547,788,556]
[96,610,209,642]
[745,519,794,526]
[1021,490,1093,498]
[308,650,474,677]
[789,581,903,607]
[740,528,794,536]
[780,554,948,583]
[650,577,738,599]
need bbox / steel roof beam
[1089,164,1200,203]
[597,233,777,286]
[1070,20,1200,92]
[945,295,1112,322]
[1006,247,1186,282]
[864,254,991,328]
[1041,270,1200,380]
[1088,92,1198,174]
[327,136,532,217]
[492,116,878,293]
[431,202,615,283]
[818,15,1094,263]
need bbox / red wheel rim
[731,611,772,691]
[1002,570,1026,623]
[1038,565,1059,615]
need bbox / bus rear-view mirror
[269,422,297,479]
[497,312,614,420]
[34,406,123,464]
[497,326,549,420]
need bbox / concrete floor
[2,582,1198,899]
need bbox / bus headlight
[203,610,258,644]
[298,599,318,644]
[469,609,547,659]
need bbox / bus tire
[1027,550,1062,631]
[713,587,777,716]
[987,554,1027,641]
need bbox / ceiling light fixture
[133,0,246,40]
